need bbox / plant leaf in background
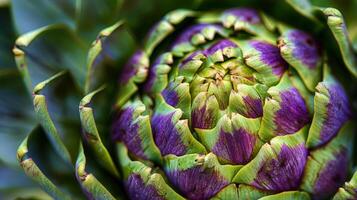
[0,0,356,199]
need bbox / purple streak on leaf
[179,39,236,67]
[203,39,237,56]
[151,113,186,156]
[112,108,146,159]
[171,24,222,48]
[243,96,263,118]
[274,88,310,135]
[143,56,161,92]
[319,83,352,145]
[288,30,321,69]
[313,148,348,199]
[180,50,203,67]
[166,166,228,200]
[125,174,164,200]
[192,106,214,129]
[162,83,179,107]
[119,50,145,84]
[252,144,307,191]
[212,128,256,165]
[250,40,288,75]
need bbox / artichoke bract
[113,8,354,200]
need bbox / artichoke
[1,0,357,200]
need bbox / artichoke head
[113,7,354,200]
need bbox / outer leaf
[16,127,71,200]
[86,20,135,93]
[319,7,357,77]
[32,71,72,164]
[79,86,119,177]
[75,142,117,200]
[0,7,46,197]
[13,24,87,92]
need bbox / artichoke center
[189,51,257,110]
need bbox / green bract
[0,0,356,199]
